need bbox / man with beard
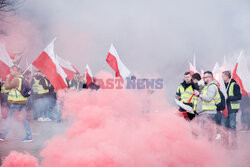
[195,71,221,140]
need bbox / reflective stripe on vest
[1,84,9,94]
[69,80,80,90]
[193,96,198,111]
[178,85,194,103]
[74,81,80,90]
[228,82,241,110]
[8,76,27,102]
[32,78,49,95]
[68,80,72,87]
[32,78,40,93]
[202,84,221,111]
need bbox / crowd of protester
[176,71,250,148]
[0,65,249,147]
[0,65,99,142]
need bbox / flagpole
[22,64,32,74]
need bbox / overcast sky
[1,0,250,96]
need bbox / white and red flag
[200,69,204,78]
[232,51,250,96]
[0,43,13,80]
[189,54,199,75]
[8,51,22,65]
[56,55,77,80]
[212,62,229,117]
[189,63,198,75]
[106,44,131,78]
[212,62,221,87]
[85,64,94,85]
[8,51,16,60]
[71,64,79,74]
[32,39,67,91]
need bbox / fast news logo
[95,78,164,89]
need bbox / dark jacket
[31,75,50,98]
[225,79,242,113]
[176,80,199,97]
[176,80,199,111]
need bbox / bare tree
[0,0,22,35]
[0,0,19,13]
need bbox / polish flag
[212,63,220,80]
[189,63,198,75]
[212,62,229,117]
[32,39,67,91]
[212,62,221,87]
[7,51,22,65]
[56,55,76,80]
[71,64,79,74]
[200,69,204,78]
[85,64,94,85]
[232,51,250,96]
[189,54,199,75]
[106,44,131,78]
[0,43,13,80]
[8,51,16,60]
[212,62,228,97]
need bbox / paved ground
[0,120,68,164]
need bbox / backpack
[216,89,226,111]
[18,77,31,97]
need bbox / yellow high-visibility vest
[193,96,198,111]
[202,84,221,111]
[228,82,241,110]
[32,78,49,95]
[8,75,27,103]
[177,85,194,103]
[0,84,9,94]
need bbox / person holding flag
[0,65,32,142]
[67,73,82,90]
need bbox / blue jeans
[221,112,237,147]
[33,97,50,118]
[47,96,61,121]
[197,114,216,140]
[215,111,222,125]
[198,113,216,128]
[221,112,237,131]
[1,104,31,137]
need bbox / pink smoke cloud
[1,151,39,167]
[0,15,43,68]
[37,72,227,167]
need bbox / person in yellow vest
[67,73,82,90]
[192,73,204,114]
[221,71,241,148]
[23,70,33,120]
[31,71,51,121]
[0,65,32,142]
[195,71,221,140]
[0,80,10,119]
[176,72,199,120]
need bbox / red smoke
[1,72,230,167]
[1,151,39,167]
[38,72,227,167]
